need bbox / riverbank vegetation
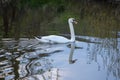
[0,0,120,39]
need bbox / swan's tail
[34,36,41,41]
[34,36,48,43]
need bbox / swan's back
[41,35,70,43]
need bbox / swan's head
[68,18,77,24]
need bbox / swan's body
[35,18,77,44]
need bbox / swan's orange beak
[73,21,78,24]
[73,20,78,24]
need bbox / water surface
[0,34,120,80]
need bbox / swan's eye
[72,18,75,21]
[73,19,77,24]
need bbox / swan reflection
[68,43,77,64]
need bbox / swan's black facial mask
[73,19,77,24]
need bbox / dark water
[0,33,120,80]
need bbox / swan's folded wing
[42,35,70,43]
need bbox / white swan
[35,18,77,44]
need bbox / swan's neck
[68,22,75,42]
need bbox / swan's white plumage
[35,35,70,43]
[35,18,77,44]
[43,35,71,43]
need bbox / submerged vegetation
[0,0,120,38]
